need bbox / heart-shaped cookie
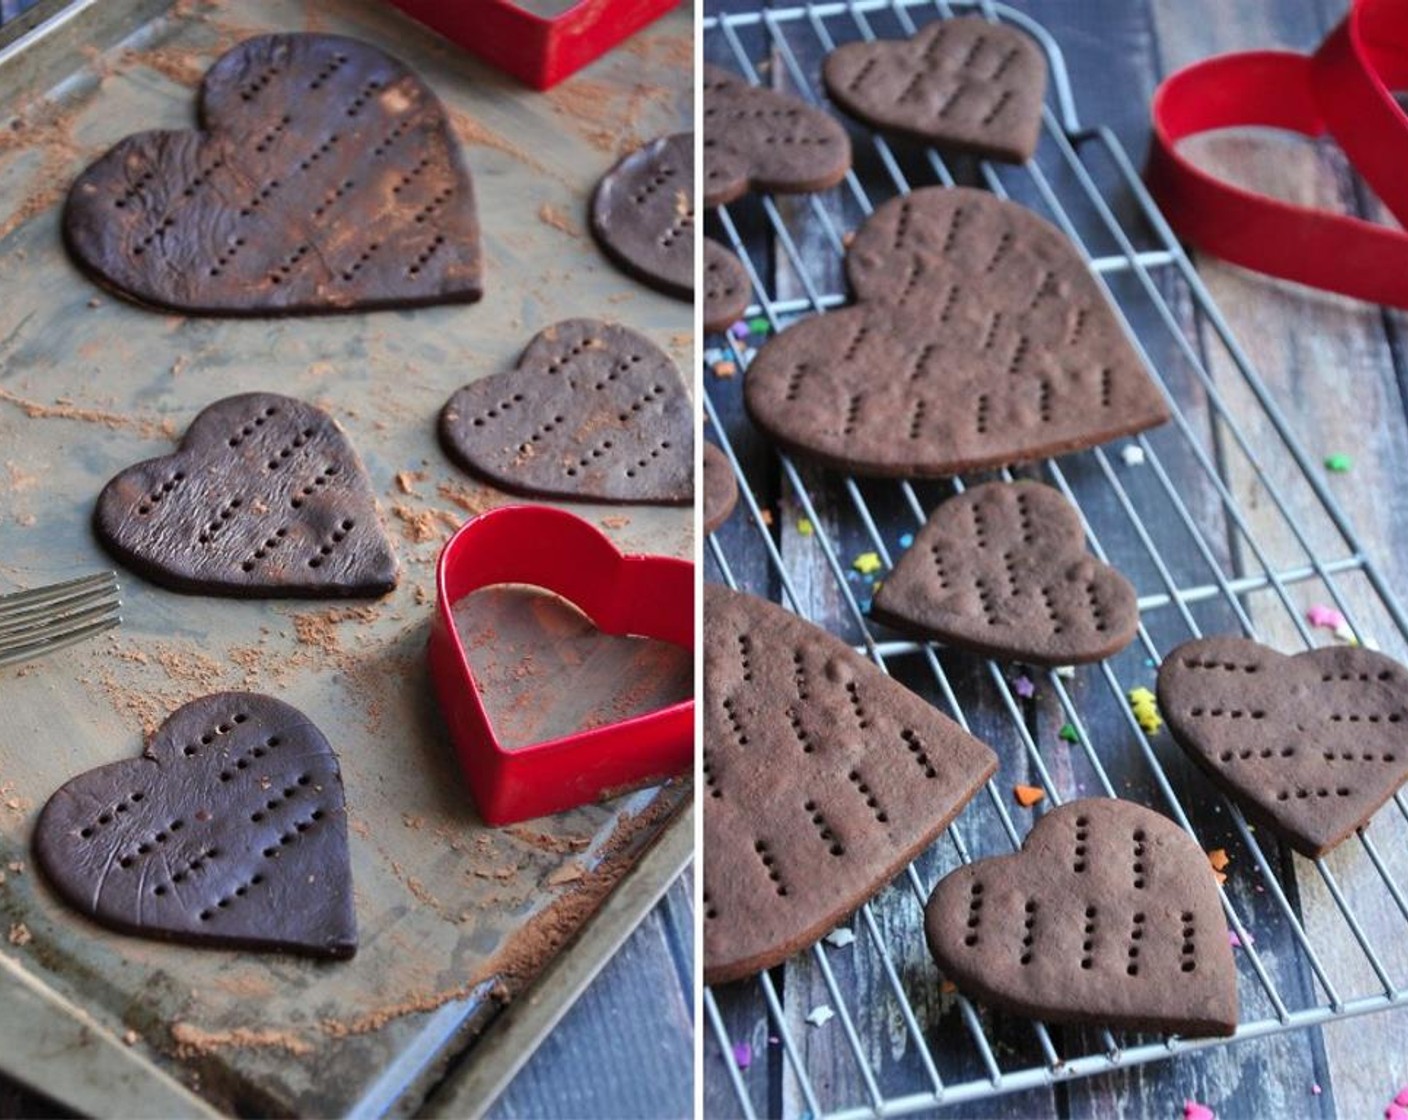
[591,132,693,300]
[64,34,481,315]
[871,481,1138,665]
[1158,637,1408,857]
[704,583,997,984]
[439,319,693,505]
[34,692,356,958]
[703,443,739,535]
[824,17,1047,163]
[95,392,397,598]
[703,239,752,333]
[429,506,693,825]
[744,187,1169,477]
[926,800,1237,1036]
[703,64,852,207]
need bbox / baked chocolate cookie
[744,187,1169,477]
[703,443,739,534]
[440,319,693,505]
[704,239,752,333]
[34,692,356,958]
[823,17,1047,163]
[871,481,1138,665]
[95,392,397,598]
[703,64,852,207]
[926,799,1238,1036]
[64,34,481,315]
[1158,636,1408,857]
[591,132,693,300]
[704,583,997,984]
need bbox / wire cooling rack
[701,1,1408,1116]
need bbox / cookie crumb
[7,922,31,946]
[823,927,855,948]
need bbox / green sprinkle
[1324,453,1352,473]
[1058,723,1079,744]
[797,518,814,537]
[747,316,771,334]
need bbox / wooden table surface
[704,0,1408,1117]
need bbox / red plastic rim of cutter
[388,0,678,90]
[428,504,694,826]
[1146,0,1408,309]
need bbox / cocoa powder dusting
[170,1022,314,1059]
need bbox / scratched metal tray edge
[0,2,695,1116]
[701,0,1408,1116]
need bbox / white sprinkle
[1333,622,1358,645]
[1055,665,1076,680]
[824,927,856,949]
[805,1005,835,1028]
[1121,444,1146,466]
[1364,635,1381,652]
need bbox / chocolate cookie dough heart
[704,584,997,984]
[95,392,398,598]
[744,187,1169,477]
[1158,637,1408,857]
[926,800,1237,1036]
[703,65,852,207]
[823,17,1047,163]
[872,481,1138,665]
[64,33,481,315]
[439,319,693,505]
[703,239,752,333]
[591,132,693,300]
[34,692,356,958]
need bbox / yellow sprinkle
[1127,686,1162,733]
[797,518,813,537]
[853,551,883,575]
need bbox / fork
[0,572,122,668]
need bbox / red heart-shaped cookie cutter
[1146,0,1408,308]
[428,504,693,825]
[387,0,677,90]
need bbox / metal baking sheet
[0,0,693,1113]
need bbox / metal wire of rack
[701,1,1408,1116]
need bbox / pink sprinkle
[1396,1088,1408,1108]
[1311,1084,1321,1095]
[1184,1101,1215,1120]
[1386,1104,1408,1120]
[732,1041,752,1070]
[1013,675,1036,699]
[1307,604,1346,630]
[1228,929,1253,948]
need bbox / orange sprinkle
[1212,870,1227,886]
[1013,784,1045,808]
[939,979,957,995]
[1208,848,1230,872]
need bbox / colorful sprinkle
[730,322,750,340]
[1058,723,1079,743]
[898,532,914,549]
[1307,603,1346,630]
[1388,1103,1408,1120]
[1333,621,1359,645]
[1311,1083,1321,1096]
[797,518,813,537]
[1207,848,1230,872]
[1013,675,1036,699]
[939,978,957,995]
[747,316,770,334]
[1324,453,1352,473]
[805,1005,835,1028]
[1013,784,1045,808]
[712,359,738,379]
[1228,928,1254,948]
[703,347,725,365]
[733,1041,752,1070]
[1055,665,1076,680]
[1128,687,1162,733]
[824,927,856,948]
[852,551,883,575]
[760,508,774,527]
[1396,1086,1408,1108]
[1183,1102,1215,1120]
[1121,444,1146,466]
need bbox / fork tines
[0,572,122,668]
